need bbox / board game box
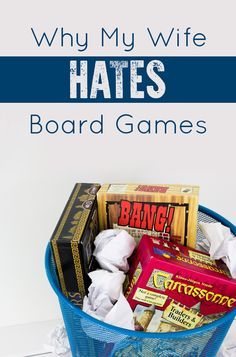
[97,183,199,248]
[50,183,100,305]
[125,235,236,332]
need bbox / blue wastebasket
[45,205,236,357]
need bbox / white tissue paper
[45,324,71,356]
[83,269,134,329]
[93,229,136,272]
[83,229,136,332]
[199,222,236,278]
[104,292,134,330]
[83,270,125,318]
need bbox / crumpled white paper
[45,324,71,356]
[199,222,236,278]
[82,229,136,335]
[104,292,134,329]
[83,270,125,318]
[83,269,134,330]
[93,229,136,272]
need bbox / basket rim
[45,204,236,339]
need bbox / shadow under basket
[45,205,236,357]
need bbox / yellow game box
[97,183,199,248]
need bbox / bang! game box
[97,183,199,248]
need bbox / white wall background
[0,0,235,327]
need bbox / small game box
[97,183,199,248]
[125,235,236,332]
[50,183,100,305]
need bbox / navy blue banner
[0,56,235,102]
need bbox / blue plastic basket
[45,205,236,357]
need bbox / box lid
[98,183,199,197]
